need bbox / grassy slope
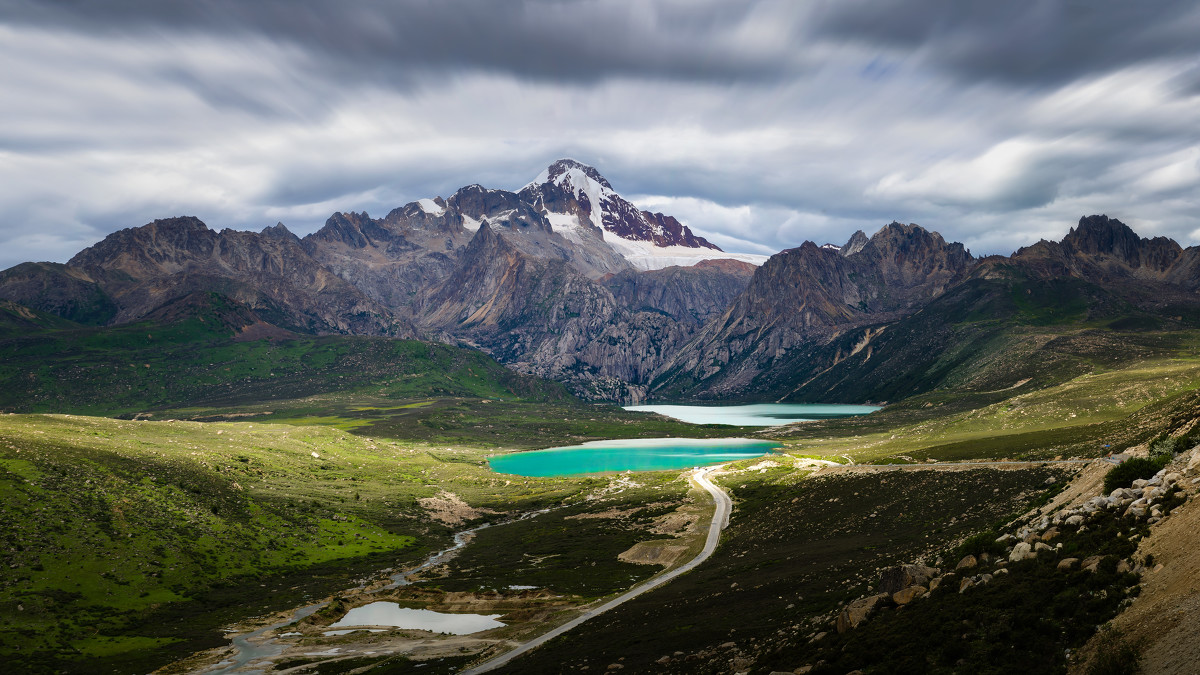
[0,414,611,673]
[0,293,571,416]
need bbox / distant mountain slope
[0,292,569,414]
[652,222,975,399]
[656,215,1200,404]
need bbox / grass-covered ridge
[0,292,570,415]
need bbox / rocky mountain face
[61,217,408,336]
[0,161,769,402]
[603,259,757,326]
[8,148,1197,409]
[659,215,1200,404]
[651,223,975,399]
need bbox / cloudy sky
[2,0,1199,269]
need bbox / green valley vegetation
[0,292,571,416]
[0,413,616,672]
[4,290,1200,673]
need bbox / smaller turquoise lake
[623,403,880,427]
[488,438,781,477]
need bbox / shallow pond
[623,403,880,427]
[329,602,505,635]
[488,437,781,477]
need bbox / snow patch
[603,235,769,271]
[461,213,481,231]
[417,198,445,216]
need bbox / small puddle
[330,602,505,635]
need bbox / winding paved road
[462,466,732,674]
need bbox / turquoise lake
[623,403,880,427]
[488,438,782,477]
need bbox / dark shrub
[1102,456,1170,494]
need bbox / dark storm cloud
[0,1,1198,270]
[814,0,1200,88]
[4,0,800,86]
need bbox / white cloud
[0,5,1199,271]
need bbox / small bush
[1148,435,1176,459]
[1086,627,1141,675]
[1103,456,1170,494]
[952,529,1006,560]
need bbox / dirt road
[462,465,732,674]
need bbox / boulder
[1117,560,1133,574]
[836,593,890,633]
[959,578,975,593]
[1009,542,1034,562]
[893,585,927,605]
[1041,527,1060,541]
[1057,558,1079,571]
[1034,542,1052,553]
[1065,515,1085,526]
[1081,556,1103,573]
[877,564,937,595]
[928,576,944,592]
[956,555,978,571]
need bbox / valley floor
[4,349,1200,674]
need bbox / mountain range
[3,159,1198,404]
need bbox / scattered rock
[836,594,890,633]
[1009,542,1034,562]
[877,564,938,595]
[794,667,813,675]
[808,632,826,643]
[893,585,927,605]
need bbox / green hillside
[0,293,571,415]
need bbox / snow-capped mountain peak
[518,159,723,253]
